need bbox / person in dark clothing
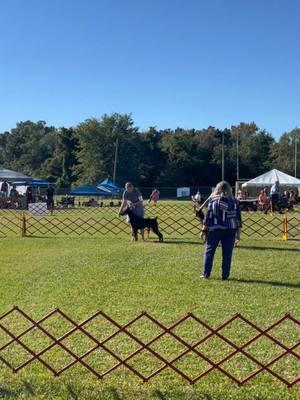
[1,180,9,196]
[270,181,280,212]
[200,181,242,280]
[46,186,55,209]
[26,187,33,206]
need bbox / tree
[74,113,142,185]
[269,128,300,176]
[0,120,57,178]
[0,132,9,165]
[1,116,295,189]
[230,123,274,180]
[138,127,166,186]
[159,127,224,186]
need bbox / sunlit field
[0,202,299,399]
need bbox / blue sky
[1,0,299,138]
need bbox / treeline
[0,113,299,187]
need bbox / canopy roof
[31,178,53,188]
[98,178,123,193]
[242,169,300,187]
[0,168,32,182]
[14,178,53,188]
[69,185,111,196]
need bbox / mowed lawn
[0,232,299,399]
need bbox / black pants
[271,194,279,211]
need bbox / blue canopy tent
[14,178,53,188]
[31,178,53,188]
[97,179,123,194]
[69,185,111,197]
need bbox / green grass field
[0,204,299,399]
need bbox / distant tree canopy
[0,114,299,187]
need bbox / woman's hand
[235,229,241,246]
[200,231,206,241]
[200,227,207,241]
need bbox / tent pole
[295,140,298,178]
[222,131,225,181]
[236,131,239,181]
[113,137,119,184]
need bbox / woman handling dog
[200,181,242,280]
[118,182,145,240]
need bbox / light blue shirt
[270,184,279,195]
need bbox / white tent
[242,169,300,187]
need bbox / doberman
[120,208,164,242]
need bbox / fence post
[21,212,27,237]
[269,201,273,217]
[282,214,287,241]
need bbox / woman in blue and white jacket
[200,181,242,280]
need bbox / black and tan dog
[120,207,163,242]
[194,203,205,222]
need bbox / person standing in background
[193,190,202,204]
[258,189,268,213]
[270,181,280,212]
[46,185,55,210]
[289,190,296,210]
[9,185,19,208]
[1,180,9,196]
[149,188,160,205]
[26,187,33,207]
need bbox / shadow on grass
[153,390,214,400]
[24,235,116,241]
[0,381,35,399]
[0,387,15,398]
[108,388,123,400]
[153,389,167,400]
[24,236,202,245]
[230,277,300,289]
[22,381,35,396]
[238,244,300,252]
[162,240,200,245]
[66,384,78,400]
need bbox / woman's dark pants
[203,229,237,280]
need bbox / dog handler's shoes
[200,275,209,279]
